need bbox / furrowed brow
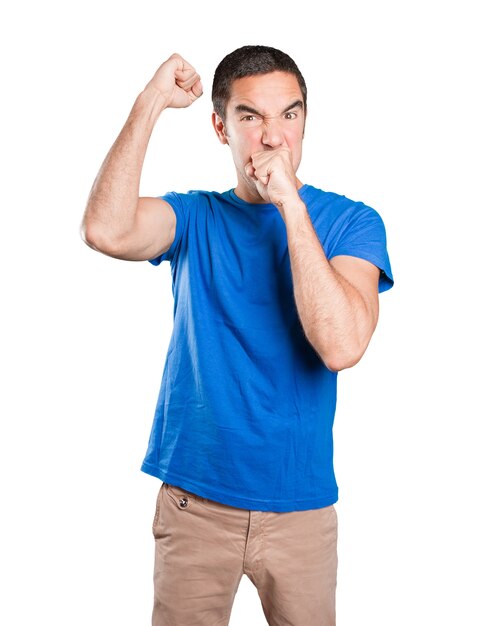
[234,104,262,116]
[282,100,304,114]
[234,100,304,117]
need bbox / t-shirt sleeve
[328,203,394,293]
[147,191,187,266]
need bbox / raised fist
[145,53,203,108]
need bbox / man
[81,45,393,626]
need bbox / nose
[261,118,285,148]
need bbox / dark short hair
[212,45,307,121]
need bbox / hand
[145,53,203,109]
[245,147,300,208]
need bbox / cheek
[240,125,265,142]
[235,133,261,158]
[287,125,305,143]
[288,133,304,167]
[289,130,304,153]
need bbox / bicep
[110,197,176,261]
[330,255,380,324]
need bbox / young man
[81,46,393,626]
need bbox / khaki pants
[152,482,338,626]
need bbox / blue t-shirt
[142,184,393,512]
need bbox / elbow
[80,221,104,252]
[311,314,378,372]
[80,218,96,249]
[80,217,118,255]
[322,350,364,373]
[311,335,370,373]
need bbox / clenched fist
[245,147,300,208]
[145,53,203,109]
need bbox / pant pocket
[152,483,165,534]
[165,483,201,511]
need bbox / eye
[239,114,261,127]
[284,111,298,120]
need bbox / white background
[1,0,485,624]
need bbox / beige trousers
[152,481,338,626]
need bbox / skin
[81,54,201,261]
[81,54,380,372]
[213,72,380,371]
[212,71,306,205]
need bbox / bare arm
[246,148,380,372]
[283,200,379,372]
[80,53,203,260]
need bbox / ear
[212,112,229,145]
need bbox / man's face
[213,71,306,201]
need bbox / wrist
[136,84,169,123]
[278,196,308,225]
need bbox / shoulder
[301,185,387,244]
[161,188,231,210]
[167,188,228,201]
[301,184,382,222]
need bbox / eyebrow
[234,99,304,116]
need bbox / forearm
[283,199,375,371]
[82,85,168,247]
